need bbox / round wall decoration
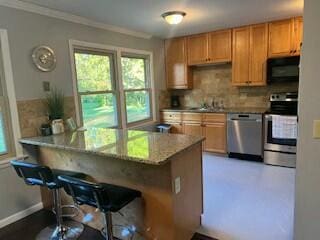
[32,46,57,72]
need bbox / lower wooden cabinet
[170,123,183,134]
[161,111,227,154]
[183,123,203,137]
[203,123,227,153]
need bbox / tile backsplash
[170,64,299,109]
[17,96,76,138]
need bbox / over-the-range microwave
[267,56,300,83]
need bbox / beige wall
[0,6,165,101]
[294,0,320,239]
[0,5,165,223]
[171,65,298,109]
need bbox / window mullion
[116,49,126,129]
[78,90,114,95]
[123,88,149,92]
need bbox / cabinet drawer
[161,112,182,122]
[203,113,226,123]
[182,113,202,122]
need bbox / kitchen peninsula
[19,128,204,240]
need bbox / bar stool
[58,175,141,240]
[11,160,85,240]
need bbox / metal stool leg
[36,189,84,240]
[102,212,114,240]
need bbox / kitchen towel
[272,115,298,139]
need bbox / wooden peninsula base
[20,129,204,240]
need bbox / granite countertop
[19,128,204,165]
[161,107,268,114]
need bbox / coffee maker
[171,95,180,108]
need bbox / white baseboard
[0,202,43,229]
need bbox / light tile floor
[198,153,295,240]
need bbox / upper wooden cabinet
[187,30,232,65]
[232,23,268,86]
[165,16,303,89]
[293,17,303,55]
[208,30,232,63]
[268,17,303,58]
[187,33,208,65]
[165,37,192,89]
[249,23,269,86]
[232,27,250,86]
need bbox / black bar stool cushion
[11,160,86,189]
[99,183,141,212]
[58,175,141,213]
[52,169,86,187]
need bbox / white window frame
[69,39,156,129]
[0,29,23,165]
[73,47,120,129]
[121,53,153,127]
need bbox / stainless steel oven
[264,92,298,168]
[264,114,297,153]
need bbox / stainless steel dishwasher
[227,113,263,161]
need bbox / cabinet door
[203,123,226,153]
[183,123,203,137]
[165,38,192,89]
[268,19,293,58]
[232,27,250,86]
[249,23,268,86]
[293,17,303,56]
[187,33,208,65]
[170,123,183,134]
[208,29,232,63]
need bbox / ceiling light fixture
[161,11,186,25]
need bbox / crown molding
[0,0,153,39]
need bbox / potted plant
[45,88,65,134]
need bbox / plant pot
[51,119,65,135]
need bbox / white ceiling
[20,0,304,39]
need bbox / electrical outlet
[43,81,50,92]
[174,177,181,194]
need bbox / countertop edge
[160,108,267,114]
[19,136,205,166]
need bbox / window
[121,55,152,124]
[72,42,154,129]
[0,43,14,159]
[74,49,118,128]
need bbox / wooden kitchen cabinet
[165,37,192,89]
[161,111,227,153]
[249,23,268,86]
[170,123,183,134]
[202,113,227,153]
[183,123,203,137]
[268,17,303,58]
[208,29,232,63]
[187,30,232,66]
[160,111,183,134]
[293,17,303,56]
[187,33,208,65]
[232,27,250,86]
[203,123,227,153]
[232,23,268,86]
[182,112,203,137]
